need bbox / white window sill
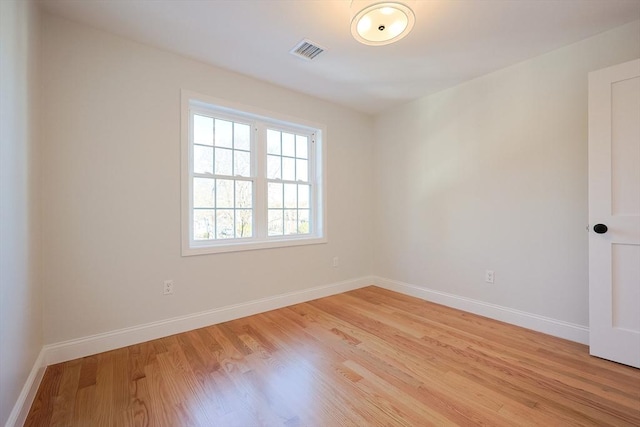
[182,235,327,256]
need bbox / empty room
[1,0,639,425]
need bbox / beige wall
[41,14,374,344]
[373,20,640,326]
[0,0,42,424]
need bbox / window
[266,129,311,236]
[182,91,326,255]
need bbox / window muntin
[183,93,325,255]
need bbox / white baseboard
[373,276,589,345]
[44,276,373,366]
[4,348,46,427]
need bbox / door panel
[588,59,640,368]
[611,77,640,216]
[611,243,640,331]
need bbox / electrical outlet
[485,270,495,284]
[332,257,339,268]
[163,280,174,295]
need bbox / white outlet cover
[485,270,495,283]
[163,280,174,294]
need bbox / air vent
[289,39,325,61]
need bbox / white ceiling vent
[289,39,325,61]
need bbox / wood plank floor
[26,286,640,426]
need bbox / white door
[588,58,640,368]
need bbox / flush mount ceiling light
[351,1,415,46]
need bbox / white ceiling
[39,0,640,115]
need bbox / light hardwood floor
[26,286,640,426]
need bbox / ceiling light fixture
[351,1,415,46]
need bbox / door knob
[593,224,608,234]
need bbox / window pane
[296,159,308,182]
[216,210,234,239]
[215,148,232,176]
[268,210,283,236]
[298,209,310,234]
[194,115,213,146]
[194,145,213,175]
[282,157,295,181]
[284,183,297,209]
[298,184,309,208]
[284,209,297,235]
[236,209,252,238]
[268,183,283,208]
[193,209,214,240]
[236,180,252,208]
[234,150,251,177]
[216,179,234,208]
[215,119,232,148]
[193,178,215,208]
[282,132,295,157]
[267,155,281,180]
[267,129,281,154]
[234,123,251,151]
[296,135,308,159]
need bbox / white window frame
[181,90,327,256]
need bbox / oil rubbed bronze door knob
[593,224,608,234]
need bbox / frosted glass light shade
[351,2,415,46]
